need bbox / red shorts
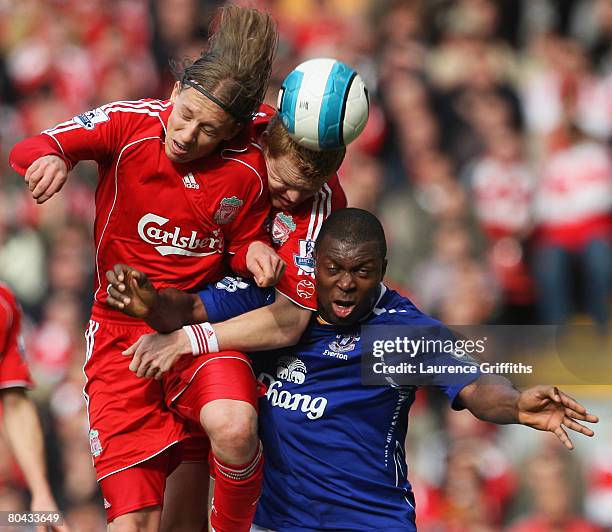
[84,306,189,482]
[164,350,264,425]
[99,435,209,523]
[99,448,177,523]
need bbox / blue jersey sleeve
[197,276,275,323]
[368,295,481,410]
[413,324,482,409]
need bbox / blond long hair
[179,5,278,124]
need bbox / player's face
[315,237,386,325]
[265,153,327,211]
[165,82,240,163]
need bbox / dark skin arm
[105,264,206,332]
[457,375,598,450]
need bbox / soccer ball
[277,58,369,151]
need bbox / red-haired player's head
[261,114,346,210]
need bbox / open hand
[517,385,598,450]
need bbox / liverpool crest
[89,429,103,457]
[271,212,297,245]
[214,196,243,224]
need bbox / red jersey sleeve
[273,174,347,310]
[9,100,157,176]
[0,285,33,390]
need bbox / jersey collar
[359,283,386,322]
[159,103,172,137]
[316,314,333,325]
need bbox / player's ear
[381,258,388,279]
[170,81,181,104]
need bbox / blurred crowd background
[0,0,611,530]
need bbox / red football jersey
[0,284,33,390]
[269,174,347,310]
[250,104,348,310]
[10,99,270,312]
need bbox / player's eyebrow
[182,105,222,131]
[353,259,376,270]
[199,115,224,130]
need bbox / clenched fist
[25,155,69,204]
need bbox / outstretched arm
[457,375,598,449]
[106,264,311,378]
[107,265,307,346]
[123,294,310,380]
[209,292,310,350]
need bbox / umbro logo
[182,173,199,189]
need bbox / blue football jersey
[197,279,481,530]
[252,285,481,531]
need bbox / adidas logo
[182,173,199,189]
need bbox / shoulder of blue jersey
[372,286,442,328]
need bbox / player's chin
[165,144,186,162]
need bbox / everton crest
[328,334,360,353]
[214,196,243,224]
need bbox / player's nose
[337,272,356,291]
[285,190,301,204]
[178,123,199,144]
